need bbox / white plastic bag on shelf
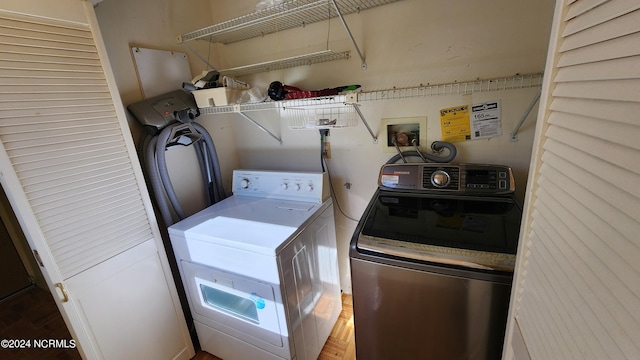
[255,0,285,11]
[239,87,268,103]
[222,76,249,90]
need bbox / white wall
[0,0,87,24]
[94,0,241,193]
[95,0,554,293]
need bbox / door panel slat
[0,11,152,279]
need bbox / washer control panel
[379,163,515,194]
[232,170,329,203]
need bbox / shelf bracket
[349,101,377,143]
[234,105,283,144]
[510,88,541,142]
[181,41,218,71]
[330,0,367,70]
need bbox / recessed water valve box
[381,117,427,152]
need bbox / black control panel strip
[379,163,515,194]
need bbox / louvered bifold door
[0,12,153,279]
[512,0,640,358]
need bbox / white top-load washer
[169,170,341,360]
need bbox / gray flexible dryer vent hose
[385,141,457,164]
[192,122,225,203]
[143,135,174,226]
[144,122,226,226]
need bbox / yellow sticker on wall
[440,105,471,142]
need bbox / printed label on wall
[440,105,471,142]
[470,100,502,139]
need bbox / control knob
[431,170,451,188]
[239,178,250,189]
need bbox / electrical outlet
[323,142,331,159]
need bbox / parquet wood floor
[192,293,356,360]
[0,286,81,360]
[0,286,355,360]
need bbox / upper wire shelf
[219,50,350,78]
[177,0,401,45]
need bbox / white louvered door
[0,2,193,359]
[505,0,640,359]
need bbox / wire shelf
[282,95,358,129]
[357,73,544,101]
[178,0,401,44]
[197,73,544,115]
[198,101,279,115]
[219,50,350,78]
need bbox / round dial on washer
[431,170,451,188]
[240,178,250,189]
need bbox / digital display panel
[466,170,493,185]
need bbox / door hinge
[32,249,44,267]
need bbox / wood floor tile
[0,286,355,360]
[0,286,81,360]
[192,293,356,360]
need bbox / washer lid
[357,190,522,271]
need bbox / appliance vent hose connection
[386,141,457,164]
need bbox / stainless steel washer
[350,163,522,360]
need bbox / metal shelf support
[352,103,377,142]
[510,88,542,142]
[343,93,377,142]
[233,104,282,144]
[330,0,367,70]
